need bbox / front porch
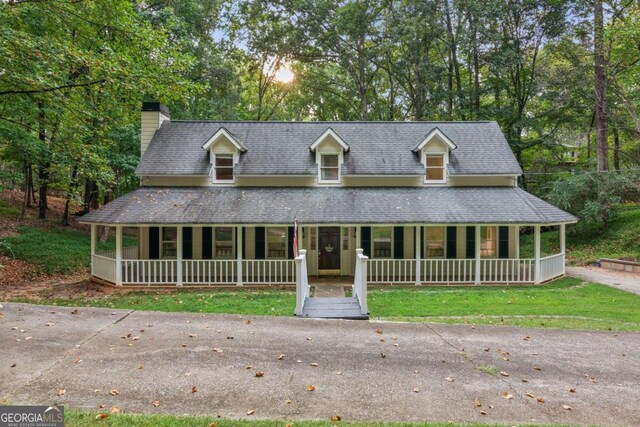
[89,223,567,287]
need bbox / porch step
[298,297,369,320]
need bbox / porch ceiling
[79,186,577,225]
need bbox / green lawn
[521,204,640,264]
[0,225,135,274]
[20,277,640,332]
[65,410,572,427]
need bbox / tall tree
[594,0,609,171]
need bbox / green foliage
[0,200,20,217]
[548,171,640,226]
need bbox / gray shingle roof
[136,121,522,176]
[79,187,577,225]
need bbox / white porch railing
[121,260,178,285]
[295,250,310,316]
[97,246,138,260]
[352,249,369,315]
[183,260,236,285]
[368,259,415,283]
[422,259,476,283]
[479,259,535,283]
[92,255,116,283]
[243,259,295,285]
[539,253,565,282]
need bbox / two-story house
[80,103,576,308]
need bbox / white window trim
[160,226,177,259]
[266,226,288,259]
[422,151,448,185]
[211,152,238,184]
[316,151,343,184]
[371,226,393,259]
[213,226,235,259]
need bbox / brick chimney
[141,102,170,157]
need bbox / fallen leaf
[537,397,545,403]
[521,379,529,383]
[307,385,316,392]
[375,329,383,334]
[10,363,16,368]
[191,386,198,393]
[75,359,82,365]
[246,410,254,415]
[563,404,572,410]
[212,348,223,353]
[57,389,66,396]
[330,415,342,422]
[393,343,399,347]
[569,387,576,393]
[391,336,397,340]
[336,371,343,375]
[306,337,312,341]
[226,336,234,340]
[533,366,542,371]
[474,399,482,408]
[25,336,32,341]
[285,423,292,427]
[413,387,420,393]
[380,352,386,358]
[71,309,79,315]
[208,423,217,427]
[445,377,454,382]
[46,323,54,327]
[109,390,119,396]
[152,400,160,407]
[523,336,531,341]
[95,413,109,420]
[310,362,319,367]
[500,371,510,377]
[245,366,252,369]
[98,404,105,408]
[526,393,535,398]
[480,410,487,415]
[502,391,513,400]
[277,353,285,360]
[483,347,490,352]
[285,399,292,404]
[189,334,197,338]
[110,407,120,414]
[132,336,139,341]
[245,320,251,325]
[255,371,264,378]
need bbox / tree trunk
[21,161,29,218]
[594,0,609,172]
[62,164,78,226]
[37,104,48,220]
[613,126,620,171]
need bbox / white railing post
[295,250,308,316]
[176,226,183,286]
[474,226,481,285]
[237,226,243,286]
[534,225,541,284]
[353,249,369,315]
[560,224,566,276]
[115,225,122,286]
[415,226,421,285]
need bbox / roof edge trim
[201,127,248,152]
[411,127,457,152]
[309,128,350,152]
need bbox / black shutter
[149,227,160,259]
[466,226,476,258]
[183,227,193,260]
[420,226,424,258]
[288,226,294,259]
[361,227,371,257]
[202,227,212,260]
[242,228,246,259]
[255,227,265,259]
[446,226,457,259]
[393,227,404,259]
[499,226,509,259]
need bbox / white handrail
[243,259,295,285]
[353,249,369,315]
[295,250,309,316]
[368,258,415,283]
[539,253,565,282]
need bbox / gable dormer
[412,128,457,185]
[202,127,247,184]
[309,128,349,184]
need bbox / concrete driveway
[1,303,639,426]
[567,266,640,295]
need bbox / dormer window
[310,128,349,185]
[320,154,340,181]
[214,154,234,181]
[425,154,445,181]
[412,128,457,186]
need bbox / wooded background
[0,0,638,226]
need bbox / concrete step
[298,297,369,320]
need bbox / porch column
[560,223,566,275]
[176,225,183,286]
[115,225,122,286]
[90,224,96,277]
[515,225,520,259]
[237,226,243,286]
[474,225,481,285]
[356,225,361,249]
[534,225,541,284]
[414,225,421,285]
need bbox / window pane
[426,168,444,180]
[216,156,233,166]
[426,155,444,166]
[321,167,339,180]
[216,167,233,180]
[481,226,496,257]
[162,227,177,241]
[425,226,444,258]
[321,155,338,167]
[215,227,233,259]
[373,227,392,258]
[267,227,286,258]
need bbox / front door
[318,227,340,271]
